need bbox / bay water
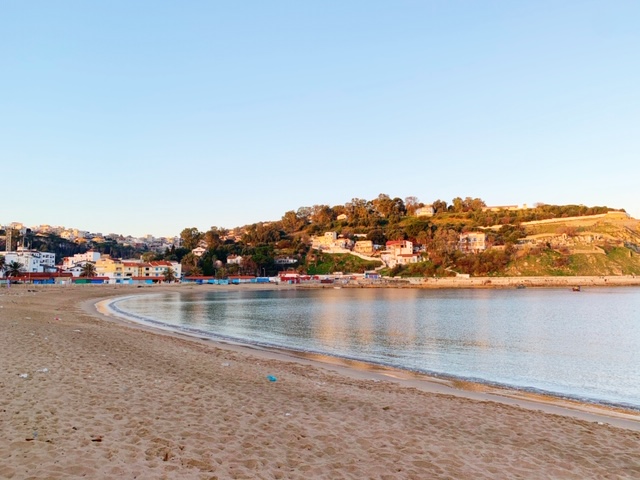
[110,286,640,409]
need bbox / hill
[5,197,638,279]
[168,199,640,278]
[503,212,640,277]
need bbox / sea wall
[400,275,640,289]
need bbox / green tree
[296,206,312,223]
[180,227,203,250]
[372,194,406,220]
[189,266,203,276]
[242,223,282,245]
[403,219,432,240]
[431,199,448,214]
[5,261,24,278]
[309,205,334,228]
[251,246,275,275]
[450,197,464,213]
[240,256,258,276]
[226,263,240,276]
[464,197,486,212]
[404,196,421,216]
[204,227,224,249]
[367,229,386,246]
[140,251,156,262]
[80,263,97,278]
[345,198,374,226]
[180,252,200,276]
[91,239,137,259]
[172,247,191,262]
[281,210,305,233]
[386,225,407,241]
[163,267,177,283]
[372,194,394,218]
[162,246,179,261]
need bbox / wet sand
[1,284,639,479]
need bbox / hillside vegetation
[505,212,640,276]
[306,253,381,276]
[3,196,639,278]
[192,197,640,278]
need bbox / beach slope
[1,286,639,479]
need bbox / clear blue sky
[2,1,638,237]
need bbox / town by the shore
[2,284,640,479]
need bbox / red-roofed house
[381,240,421,268]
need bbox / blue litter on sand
[267,375,277,382]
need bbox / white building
[380,240,421,268]
[415,205,435,217]
[227,254,243,265]
[458,232,487,253]
[275,257,297,265]
[385,240,414,256]
[62,250,102,270]
[1,248,56,274]
[66,264,87,277]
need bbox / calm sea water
[110,287,640,409]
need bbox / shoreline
[94,286,640,431]
[3,273,640,290]
[338,275,640,289]
[3,285,640,478]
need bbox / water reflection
[114,287,640,409]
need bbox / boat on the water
[572,286,581,292]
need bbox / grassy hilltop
[503,212,640,277]
[388,210,640,278]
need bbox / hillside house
[386,240,414,255]
[415,205,434,217]
[311,232,353,250]
[381,240,421,267]
[458,232,486,253]
[354,240,374,255]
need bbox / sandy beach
[2,285,640,479]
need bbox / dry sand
[1,284,639,479]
